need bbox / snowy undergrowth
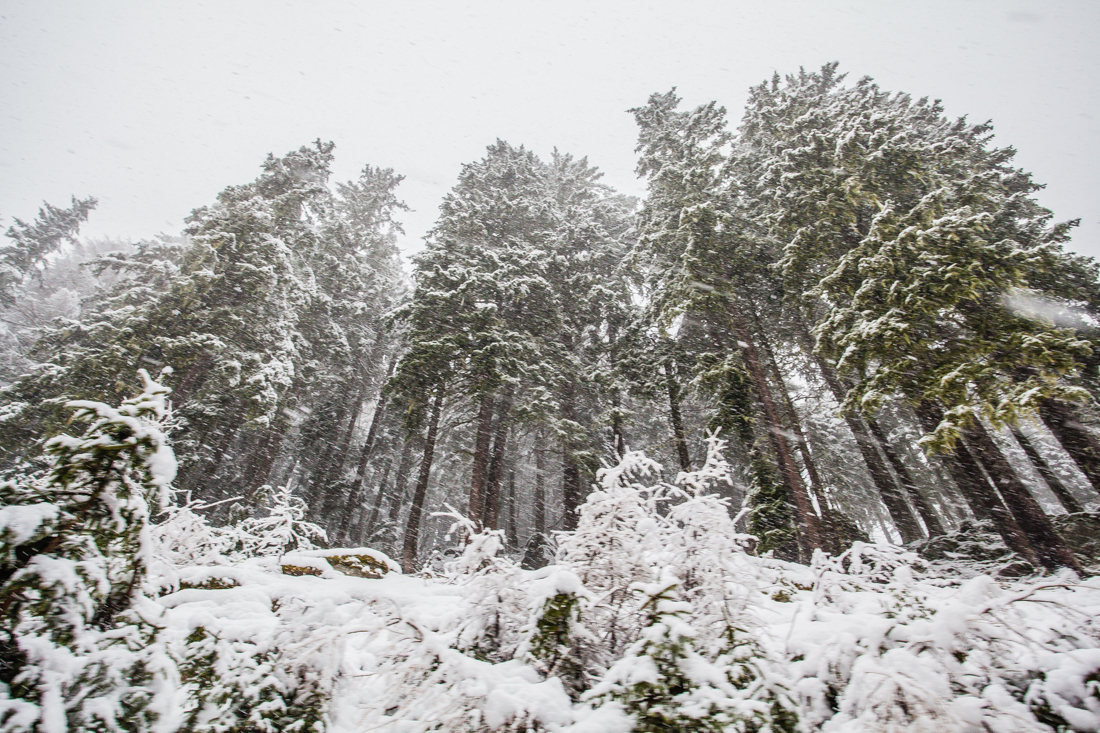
[3,399,1100,732]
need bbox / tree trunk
[506,468,518,548]
[485,384,516,531]
[561,379,583,532]
[534,437,546,536]
[242,423,286,498]
[611,390,625,460]
[916,402,1041,566]
[468,391,495,529]
[665,362,691,472]
[801,331,925,543]
[863,417,946,537]
[965,420,1081,572]
[1039,397,1100,496]
[755,324,844,550]
[316,394,369,529]
[360,449,394,542]
[1010,424,1085,514]
[401,387,445,573]
[728,304,824,559]
[387,438,416,526]
[348,393,387,501]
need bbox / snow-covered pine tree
[0,144,407,543]
[0,370,176,732]
[281,165,408,533]
[387,141,633,553]
[388,141,553,535]
[543,151,636,529]
[0,196,97,309]
[630,89,827,560]
[737,64,1088,569]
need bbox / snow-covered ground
[3,383,1099,732]
[141,439,1100,732]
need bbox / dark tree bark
[1039,397,1100,496]
[316,394,370,530]
[387,438,416,527]
[534,436,547,536]
[1010,424,1085,514]
[665,362,691,472]
[798,320,926,543]
[485,384,516,531]
[468,391,495,529]
[506,468,518,548]
[402,386,445,573]
[347,392,387,502]
[360,448,394,541]
[611,390,626,460]
[728,304,825,559]
[863,417,946,537]
[560,379,583,532]
[965,420,1081,572]
[916,402,1041,566]
[756,329,845,551]
[241,422,287,498]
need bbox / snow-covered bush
[585,568,735,732]
[0,369,178,732]
[520,568,596,700]
[3,408,1099,732]
[237,483,327,557]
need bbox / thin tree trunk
[561,379,583,532]
[346,348,398,503]
[506,467,518,548]
[485,384,516,531]
[242,424,286,498]
[799,323,925,543]
[534,436,546,536]
[1039,397,1100,495]
[611,390,625,460]
[387,438,416,526]
[965,420,1081,572]
[756,325,842,550]
[864,417,946,537]
[916,401,1041,566]
[317,394,369,529]
[1010,424,1085,514]
[402,387,445,573]
[468,391,495,528]
[728,303,824,559]
[348,393,387,501]
[361,449,394,541]
[665,362,691,472]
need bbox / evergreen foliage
[0,370,175,732]
[0,197,97,309]
[3,60,1100,732]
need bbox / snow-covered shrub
[4,406,1098,732]
[520,569,596,700]
[0,369,178,732]
[585,567,735,732]
[555,449,668,669]
[238,483,327,557]
[150,494,242,592]
[440,514,529,665]
[168,596,336,733]
[789,543,1100,732]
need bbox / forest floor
[151,526,1100,732]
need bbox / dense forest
[2,65,1100,732]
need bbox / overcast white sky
[2,0,1098,260]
